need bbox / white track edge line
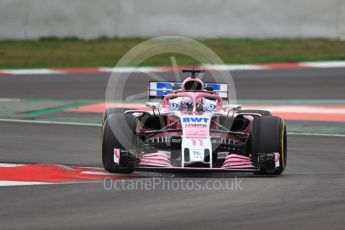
[1,61,345,75]
[0,118,101,127]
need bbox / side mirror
[146,102,160,109]
[222,104,241,111]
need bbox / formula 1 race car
[102,69,287,175]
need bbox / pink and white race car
[102,69,287,175]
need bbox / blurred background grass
[0,38,345,68]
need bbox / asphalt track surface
[0,67,345,100]
[0,68,345,229]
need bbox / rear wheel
[102,113,139,173]
[251,116,287,175]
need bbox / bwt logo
[182,117,209,123]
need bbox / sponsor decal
[182,117,210,139]
[208,103,217,111]
[190,149,204,162]
[182,117,209,123]
[204,83,221,91]
[156,82,182,96]
[170,102,180,110]
[154,82,222,96]
[184,128,208,139]
[184,124,207,128]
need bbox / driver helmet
[181,97,193,111]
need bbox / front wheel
[102,113,139,173]
[251,116,287,175]
[102,108,132,126]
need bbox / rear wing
[148,81,230,101]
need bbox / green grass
[1,38,345,68]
